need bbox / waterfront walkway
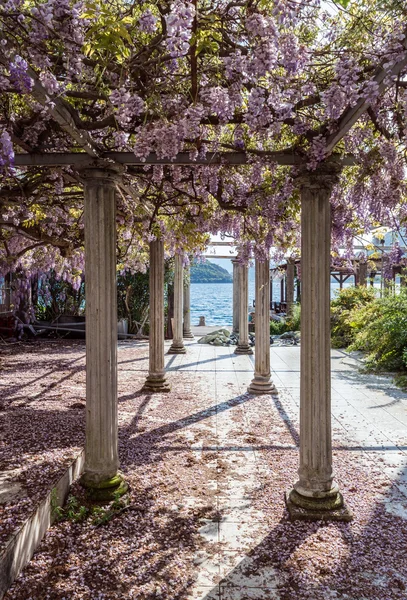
[3,338,407,599]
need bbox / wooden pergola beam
[13,151,356,168]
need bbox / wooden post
[286,260,295,317]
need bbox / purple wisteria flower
[139,10,157,34]
[0,129,14,173]
[165,0,195,58]
[9,55,33,93]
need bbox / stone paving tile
[6,339,407,599]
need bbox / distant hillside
[191,260,233,283]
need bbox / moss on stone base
[285,489,353,522]
[82,474,129,503]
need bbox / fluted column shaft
[248,259,276,394]
[235,264,252,355]
[144,240,170,392]
[169,254,186,353]
[183,266,194,339]
[232,259,240,334]
[80,166,127,500]
[287,166,352,521]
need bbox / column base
[235,344,253,355]
[168,344,187,354]
[183,331,195,339]
[142,375,171,393]
[248,375,277,395]
[81,473,129,503]
[285,488,353,522]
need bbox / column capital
[296,163,342,192]
[78,161,124,185]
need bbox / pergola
[5,40,407,521]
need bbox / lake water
[190,280,385,327]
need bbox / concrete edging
[0,449,85,599]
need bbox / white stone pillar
[144,240,170,392]
[183,266,194,339]
[286,166,352,522]
[80,166,127,501]
[235,263,252,355]
[169,254,186,354]
[232,258,240,334]
[248,258,276,394]
[286,260,295,317]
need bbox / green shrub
[287,304,301,331]
[349,291,407,372]
[270,319,289,335]
[269,304,301,335]
[330,286,375,348]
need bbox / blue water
[190,280,373,327]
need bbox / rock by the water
[197,328,233,346]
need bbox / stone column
[286,166,352,522]
[286,260,295,317]
[232,258,240,334]
[248,258,276,394]
[183,266,194,339]
[79,166,127,501]
[168,254,186,354]
[144,240,170,392]
[235,263,253,355]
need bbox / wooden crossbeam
[13,151,356,168]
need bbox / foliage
[190,260,233,283]
[117,270,150,334]
[0,0,407,278]
[53,492,128,526]
[35,271,85,321]
[330,285,376,348]
[349,291,407,372]
[269,303,301,335]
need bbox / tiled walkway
[4,337,407,599]
[165,338,407,599]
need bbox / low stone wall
[0,450,84,599]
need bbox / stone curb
[0,449,85,599]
